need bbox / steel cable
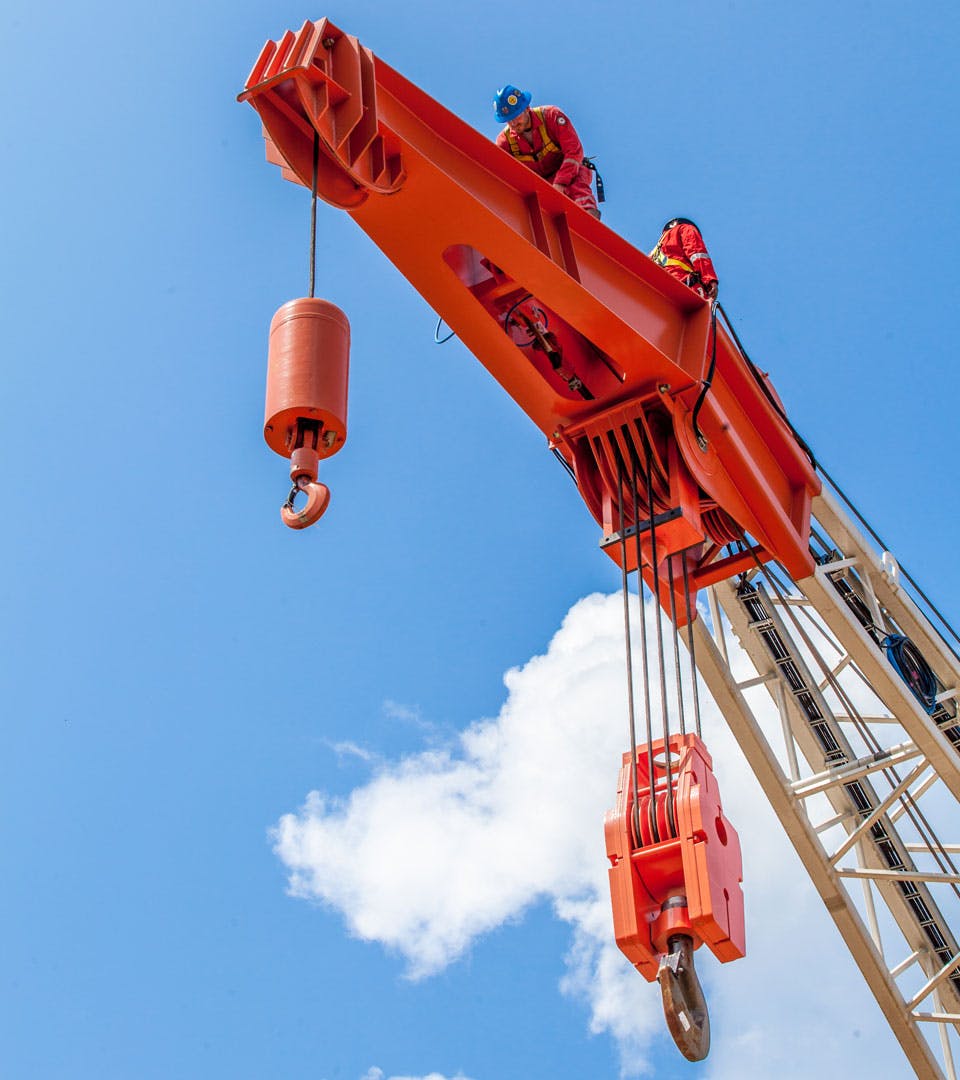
[309,129,319,298]
[616,452,642,847]
[629,449,660,843]
[644,445,677,838]
[682,556,703,739]
[667,557,687,737]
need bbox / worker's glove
[552,182,568,194]
[703,281,719,300]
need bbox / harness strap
[650,243,695,275]
[505,107,560,163]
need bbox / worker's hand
[703,281,719,300]
[552,182,568,194]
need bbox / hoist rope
[630,453,660,844]
[666,557,687,737]
[644,444,678,838]
[309,129,319,299]
[681,556,703,739]
[614,430,717,845]
[616,453,642,847]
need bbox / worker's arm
[678,224,718,294]
[543,106,586,189]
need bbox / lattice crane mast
[239,19,960,1076]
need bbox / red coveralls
[496,106,599,216]
[650,221,718,297]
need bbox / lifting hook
[657,934,710,1062]
[280,447,330,530]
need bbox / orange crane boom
[239,17,819,614]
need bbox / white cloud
[325,738,378,764]
[382,699,433,730]
[361,1070,473,1080]
[275,592,911,1077]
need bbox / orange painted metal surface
[604,734,745,981]
[264,297,349,529]
[240,19,820,609]
[280,475,331,529]
[264,298,350,460]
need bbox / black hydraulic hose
[503,292,534,332]
[551,447,576,482]
[690,300,719,450]
[434,315,456,344]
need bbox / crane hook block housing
[264,297,350,461]
[604,733,745,981]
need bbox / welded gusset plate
[238,18,405,207]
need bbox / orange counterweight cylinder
[264,297,350,460]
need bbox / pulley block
[604,733,745,1060]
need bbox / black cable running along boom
[706,300,959,661]
[818,461,960,662]
[690,300,718,450]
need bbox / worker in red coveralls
[494,85,601,219]
[650,218,719,299]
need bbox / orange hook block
[604,733,744,1061]
[604,731,745,976]
[263,297,350,528]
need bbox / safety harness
[505,107,560,163]
[650,228,709,287]
[505,108,605,204]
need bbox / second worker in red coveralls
[650,218,719,299]
[494,85,600,219]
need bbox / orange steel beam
[239,19,820,613]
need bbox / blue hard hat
[494,85,531,123]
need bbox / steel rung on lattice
[691,489,960,1080]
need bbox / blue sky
[3,2,959,1078]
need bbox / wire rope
[666,556,687,737]
[616,452,642,847]
[630,449,660,844]
[644,444,677,838]
[308,129,319,298]
[682,556,703,739]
